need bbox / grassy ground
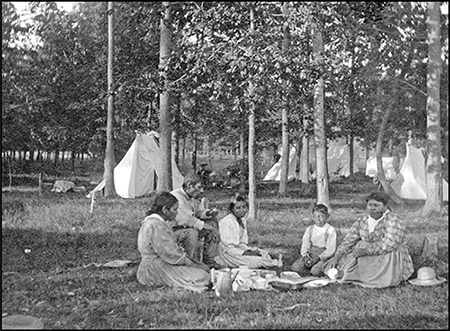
[2,175,448,329]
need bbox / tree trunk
[239,130,245,192]
[312,21,329,209]
[192,132,197,172]
[182,136,186,164]
[349,135,354,176]
[375,99,403,205]
[172,130,178,168]
[173,96,181,166]
[278,1,290,197]
[421,1,442,216]
[247,5,256,221]
[207,136,212,167]
[300,131,310,184]
[38,172,42,196]
[158,1,173,192]
[279,107,289,195]
[347,40,357,177]
[71,150,75,172]
[104,1,116,197]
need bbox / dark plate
[269,280,303,291]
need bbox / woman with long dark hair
[214,193,281,269]
[136,192,210,292]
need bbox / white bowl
[281,271,301,279]
[327,268,339,280]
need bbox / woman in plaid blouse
[323,191,414,288]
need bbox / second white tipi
[390,144,448,201]
[263,144,298,182]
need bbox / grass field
[2,175,448,329]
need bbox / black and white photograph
[2,2,448,329]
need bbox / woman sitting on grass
[214,193,281,269]
[323,191,414,288]
[136,191,211,293]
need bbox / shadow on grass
[2,227,139,273]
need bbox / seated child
[291,204,337,277]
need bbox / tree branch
[386,75,427,96]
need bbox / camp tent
[327,139,366,177]
[310,139,366,179]
[87,132,184,199]
[365,156,398,180]
[390,144,448,201]
[263,144,298,182]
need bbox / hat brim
[408,277,446,286]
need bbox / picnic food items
[211,268,235,297]
[408,267,446,286]
[270,279,304,291]
[281,271,301,279]
[269,273,320,291]
[276,253,283,276]
[327,268,339,280]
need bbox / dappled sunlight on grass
[2,178,448,329]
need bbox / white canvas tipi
[87,132,184,198]
[365,156,398,180]
[310,138,366,179]
[327,139,366,177]
[390,144,448,201]
[263,144,298,182]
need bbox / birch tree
[158,1,173,191]
[247,4,257,221]
[278,1,291,196]
[104,1,116,197]
[422,1,443,216]
[299,114,310,184]
[312,20,329,208]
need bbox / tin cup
[265,274,274,281]
[327,268,339,280]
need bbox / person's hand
[304,257,313,267]
[304,255,319,267]
[351,248,369,258]
[205,208,219,218]
[311,255,320,265]
[327,254,342,268]
[242,249,261,256]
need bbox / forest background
[2,2,448,193]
